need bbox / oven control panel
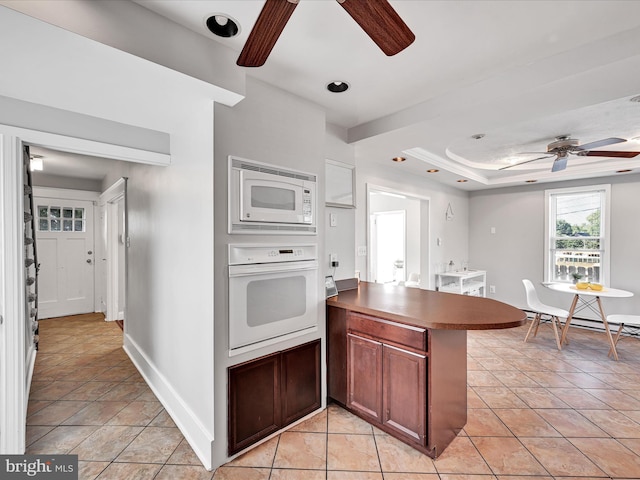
[229,244,318,265]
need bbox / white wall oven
[228,156,316,235]
[228,244,319,355]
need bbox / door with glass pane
[34,197,95,318]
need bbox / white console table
[436,270,486,297]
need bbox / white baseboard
[123,334,213,471]
[25,346,37,410]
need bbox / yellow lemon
[589,283,603,291]
[576,282,589,289]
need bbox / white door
[34,197,95,318]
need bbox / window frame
[544,184,611,285]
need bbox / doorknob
[87,250,93,254]
[86,259,92,264]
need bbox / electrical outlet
[330,253,338,263]
[489,285,496,294]
[357,246,367,256]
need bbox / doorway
[1,128,164,454]
[370,211,406,284]
[367,185,430,289]
[100,178,127,323]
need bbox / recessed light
[471,133,485,140]
[456,179,468,183]
[426,169,439,173]
[525,179,537,183]
[616,169,632,173]
[392,157,406,162]
[206,14,239,38]
[630,95,640,103]
[327,81,349,93]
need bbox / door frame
[99,178,128,322]
[0,124,169,454]
[365,183,432,289]
[0,134,27,453]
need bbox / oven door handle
[229,260,318,277]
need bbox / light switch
[490,227,496,234]
[330,213,337,227]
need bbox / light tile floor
[28,313,640,479]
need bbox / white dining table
[544,283,633,360]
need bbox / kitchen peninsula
[327,282,526,458]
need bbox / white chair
[405,272,420,288]
[522,279,569,350]
[606,315,640,356]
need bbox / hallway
[27,313,211,479]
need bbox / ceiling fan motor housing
[548,137,579,152]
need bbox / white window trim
[544,184,611,285]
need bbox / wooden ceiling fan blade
[580,150,640,158]
[337,0,415,56]
[499,155,553,171]
[237,0,298,67]
[576,137,626,151]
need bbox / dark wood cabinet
[346,332,427,447]
[281,340,321,425]
[382,344,426,445]
[228,339,320,456]
[228,354,280,455]
[327,282,526,458]
[328,306,465,457]
[347,333,383,421]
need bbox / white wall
[213,77,326,467]
[325,123,356,280]
[355,161,470,290]
[469,174,640,316]
[32,173,101,192]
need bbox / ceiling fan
[500,135,640,172]
[237,0,415,67]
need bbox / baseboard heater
[523,310,639,338]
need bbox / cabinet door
[347,333,383,421]
[228,354,281,455]
[281,340,321,425]
[383,344,427,445]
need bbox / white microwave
[228,156,317,235]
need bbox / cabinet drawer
[348,312,427,351]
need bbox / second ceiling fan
[500,135,640,172]
[237,0,415,67]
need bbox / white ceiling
[37,1,640,190]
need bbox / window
[38,205,85,232]
[544,185,610,284]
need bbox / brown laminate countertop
[327,281,527,330]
